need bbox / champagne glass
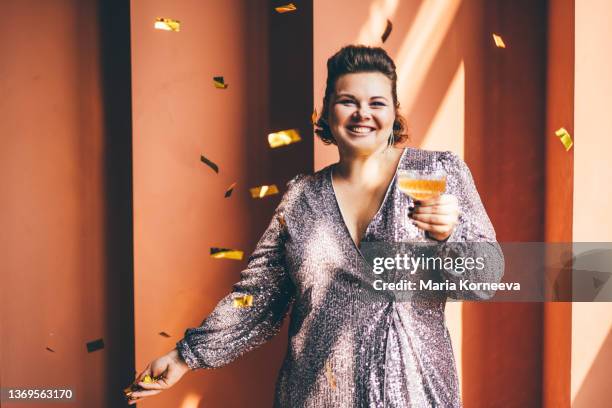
[397,168,447,241]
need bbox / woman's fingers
[130,389,162,399]
[412,219,452,234]
[410,213,455,226]
[137,379,166,390]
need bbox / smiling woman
[131,45,503,407]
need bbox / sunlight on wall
[572,1,612,405]
[395,0,462,115]
[356,0,400,45]
[419,61,464,157]
[180,392,202,408]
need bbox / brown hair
[315,45,409,145]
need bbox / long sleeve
[434,151,505,300]
[176,175,304,370]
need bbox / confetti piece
[154,17,181,32]
[232,294,253,308]
[268,129,301,148]
[213,76,229,89]
[381,19,393,43]
[86,338,104,353]
[225,182,237,198]
[200,155,219,173]
[278,214,287,229]
[158,331,171,338]
[311,109,318,125]
[325,361,337,389]
[275,3,297,13]
[554,127,573,151]
[250,184,279,198]
[492,33,506,48]
[143,375,154,383]
[210,247,244,260]
[46,347,55,353]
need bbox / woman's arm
[175,175,304,369]
[435,152,505,300]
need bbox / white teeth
[349,126,374,133]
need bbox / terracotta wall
[571,0,612,406]
[130,1,312,407]
[1,1,135,407]
[543,0,574,406]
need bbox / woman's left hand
[409,194,460,241]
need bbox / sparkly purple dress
[177,148,503,407]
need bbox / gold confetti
[555,127,573,151]
[250,184,279,198]
[268,129,301,148]
[278,214,287,229]
[86,338,104,353]
[311,109,318,125]
[158,331,171,338]
[213,76,229,89]
[225,182,237,198]
[200,154,219,173]
[325,361,337,389]
[233,294,254,308]
[154,17,181,32]
[492,33,506,48]
[381,19,393,43]
[46,347,55,353]
[275,3,297,13]
[210,247,244,260]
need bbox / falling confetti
[200,154,219,173]
[213,76,229,89]
[311,109,318,125]
[158,331,171,338]
[381,19,393,43]
[492,33,506,48]
[86,338,105,353]
[275,3,297,13]
[325,361,337,389]
[46,347,56,353]
[250,184,279,198]
[268,129,301,148]
[232,294,254,308]
[278,214,287,229]
[225,182,237,198]
[554,127,573,151]
[154,17,181,32]
[210,247,244,260]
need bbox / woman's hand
[127,349,190,405]
[409,194,460,241]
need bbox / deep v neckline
[329,148,407,255]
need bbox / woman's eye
[338,99,355,105]
[371,101,387,107]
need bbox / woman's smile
[346,124,377,135]
[328,72,395,153]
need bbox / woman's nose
[353,105,372,119]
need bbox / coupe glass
[397,168,447,241]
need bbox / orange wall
[571,0,612,406]
[131,1,312,407]
[543,0,574,406]
[1,1,135,407]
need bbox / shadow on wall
[572,327,612,407]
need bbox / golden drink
[397,177,446,200]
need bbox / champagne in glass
[397,169,447,201]
[397,169,447,240]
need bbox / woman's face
[328,72,395,154]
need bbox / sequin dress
[177,148,504,407]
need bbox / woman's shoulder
[400,147,466,171]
